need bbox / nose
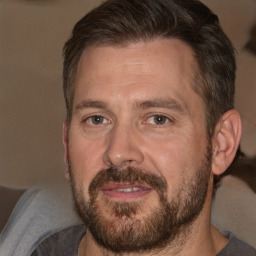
[102,122,144,167]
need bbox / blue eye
[147,115,170,125]
[87,115,109,125]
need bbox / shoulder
[217,232,256,256]
[31,224,86,256]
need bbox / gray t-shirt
[31,225,256,256]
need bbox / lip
[101,183,152,200]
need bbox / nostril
[124,159,134,165]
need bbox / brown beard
[68,145,212,254]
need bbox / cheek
[143,133,208,189]
[68,132,106,190]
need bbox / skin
[63,39,242,255]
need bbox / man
[31,0,256,255]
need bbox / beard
[68,145,212,254]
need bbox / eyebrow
[75,100,107,112]
[75,98,184,113]
[134,98,184,113]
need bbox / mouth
[101,183,152,201]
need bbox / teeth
[115,187,141,192]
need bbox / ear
[62,122,70,180]
[211,110,242,175]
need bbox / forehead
[77,39,197,76]
[74,39,201,111]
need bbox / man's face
[66,39,212,253]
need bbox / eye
[86,115,109,125]
[147,115,171,125]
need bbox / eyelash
[82,114,173,127]
[145,114,172,126]
[84,115,110,126]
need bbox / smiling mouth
[101,183,152,200]
[114,187,142,192]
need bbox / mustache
[88,166,167,200]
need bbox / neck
[79,219,228,256]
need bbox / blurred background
[0,0,256,189]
